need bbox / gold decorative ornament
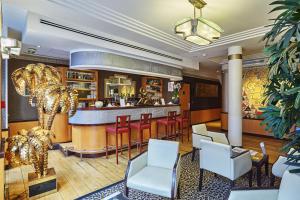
[137,87,153,105]
[7,63,78,177]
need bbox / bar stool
[105,115,131,164]
[156,111,177,140]
[130,113,152,153]
[176,110,190,142]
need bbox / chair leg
[248,169,253,187]
[125,186,129,197]
[192,147,196,161]
[181,122,184,143]
[187,124,190,141]
[116,134,119,164]
[156,123,159,139]
[231,180,235,188]
[140,129,143,153]
[166,125,169,139]
[120,133,123,155]
[270,174,275,187]
[177,182,180,199]
[199,169,204,191]
[128,130,131,160]
[105,131,108,159]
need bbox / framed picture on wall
[168,82,174,92]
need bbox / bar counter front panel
[69,105,180,153]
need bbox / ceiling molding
[190,26,270,52]
[47,0,194,52]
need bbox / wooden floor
[6,121,286,200]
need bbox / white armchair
[192,124,229,161]
[199,139,252,190]
[228,170,300,200]
[125,139,180,199]
[271,148,300,186]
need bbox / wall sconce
[1,37,22,59]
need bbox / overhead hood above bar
[70,50,183,81]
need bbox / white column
[228,46,243,146]
[221,67,229,112]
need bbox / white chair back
[199,139,232,178]
[192,124,207,135]
[147,139,179,169]
[278,170,300,200]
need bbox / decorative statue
[7,63,78,177]
[137,87,153,105]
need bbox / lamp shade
[175,17,223,45]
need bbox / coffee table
[102,191,129,200]
[251,152,269,187]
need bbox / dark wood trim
[1,128,8,131]
[221,112,264,121]
[191,119,221,125]
[190,107,221,111]
[8,119,38,123]
[171,153,180,199]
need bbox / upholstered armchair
[228,170,300,200]
[271,148,300,186]
[192,124,229,161]
[125,139,181,200]
[199,139,252,190]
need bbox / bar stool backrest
[116,115,131,129]
[167,111,177,121]
[140,113,152,125]
[182,110,190,120]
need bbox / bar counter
[69,104,180,155]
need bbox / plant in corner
[260,0,300,171]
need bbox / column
[221,67,228,112]
[228,46,243,146]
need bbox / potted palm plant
[261,0,300,171]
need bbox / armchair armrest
[171,153,181,199]
[231,151,252,180]
[125,151,148,181]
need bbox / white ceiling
[3,0,277,71]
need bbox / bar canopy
[70,50,183,81]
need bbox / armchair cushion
[228,189,279,200]
[127,166,173,198]
[147,139,179,169]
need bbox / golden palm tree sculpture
[6,127,55,177]
[7,63,78,177]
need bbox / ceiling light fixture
[174,0,223,46]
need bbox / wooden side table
[251,153,269,187]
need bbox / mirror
[104,74,136,98]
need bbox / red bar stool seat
[176,110,190,142]
[106,115,131,164]
[130,113,152,153]
[156,111,177,140]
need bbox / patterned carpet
[77,151,275,200]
